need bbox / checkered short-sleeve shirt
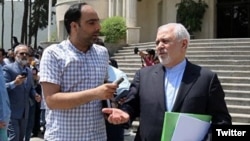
[39,40,109,141]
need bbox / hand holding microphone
[113,77,124,85]
[106,77,124,108]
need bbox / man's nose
[156,43,165,50]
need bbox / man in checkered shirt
[39,3,119,141]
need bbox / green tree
[11,0,14,48]
[28,0,32,45]
[176,0,208,35]
[29,0,56,48]
[21,0,29,44]
[17,0,56,48]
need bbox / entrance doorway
[217,0,250,38]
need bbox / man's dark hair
[134,47,139,54]
[109,58,118,68]
[64,2,87,34]
[146,49,155,57]
[95,38,105,46]
[0,48,6,56]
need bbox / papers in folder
[161,112,211,141]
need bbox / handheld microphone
[113,77,124,85]
[106,77,125,108]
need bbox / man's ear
[182,39,188,49]
[71,22,79,32]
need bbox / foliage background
[176,0,208,35]
[100,16,126,43]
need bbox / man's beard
[16,57,28,66]
[158,49,171,66]
[159,56,171,66]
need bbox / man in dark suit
[102,23,232,141]
[3,44,41,141]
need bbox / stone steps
[114,55,250,60]
[117,50,250,56]
[118,63,250,71]
[225,90,250,98]
[230,113,250,123]
[115,58,250,65]
[227,105,250,114]
[117,47,250,53]
[225,97,250,106]
[112,38,250,126]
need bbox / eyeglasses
[18,52,30,56]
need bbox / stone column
[108,0,114,17]
[115,0,122,16]
[126,0,140,44]
[122,0,126,18]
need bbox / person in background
[105,64,131,141]
[109,58,118,69]
[0,65,11,141]
[31,66,42,137]
[0,49,6,66]
[94,37,129,141]
[3,44,41,141]
[39,91,46,135]
[153,56,160,64]
[25,48,42,141]
[95,38,119,68]
[39,3,118,141]
[3,49,15,65]
[135,47,156,67]
[102,23,232,141]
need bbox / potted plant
[176,0,208,36]
[100,16,126,43]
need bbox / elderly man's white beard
[158,48,171,66]
[159,56,171,66]
[16,57,28,66]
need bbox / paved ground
[30,129,136,141]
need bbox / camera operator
[134,47,156,67]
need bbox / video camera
[134,47,155,56]
[134,47,139,54]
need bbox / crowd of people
[0,2,232,141]
[0,44,44,141]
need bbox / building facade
[55,0,250,43]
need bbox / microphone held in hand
[106,77,125,108]
[113,77,124,85]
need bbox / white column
[109,0,115,17]
[116,0,122,16]
[126,0,137,27]
[122,0,126,18]
[126,0,140,44]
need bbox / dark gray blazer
[122,59,232,141]
[3,62,36,120]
